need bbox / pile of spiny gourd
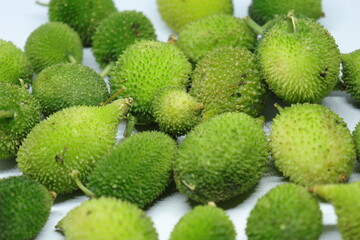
[1,0,360,239]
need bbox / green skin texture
[312,182,360,240]
[110,40,192,123]
[57,197,158,240]
[0,40,33,85]
[25,22,83,73]
[174,112,269,204]
[16,99,130,194]
[270,103,356,186]
[32,63,109,116]
[257,17,340,103]
[249,0,323,25]
[87,131,177,208]
[190,46,267,120]
[353,121,360,161]
[157,0,233,33]
[176,14,257,63]
[153,87,202,137]
[246,183,322,240]
[49,0,117,47]
[92,10,157,68]
[341,50,360,101]
[0,175,53,240]
[169,205,236,240]
[0,83,41,160]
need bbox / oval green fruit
[174,112,269,203]
[341,49,360,101]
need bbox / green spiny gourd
[24,22,83,73]
[176,14,257,63]
[174,112,269,204]
[157,0,233,32]
[16,99,131,194]
[190,46,267,120]
[56,197,158,240]
[49,0,117,46]
[0,175,54,240]
[248,0,323,25]
[109,40,192,123]
[257,14,340,103]
[153,87,203,136]
[92,10,157,68]
[86,131,177,208]
[32,63,109,116]
[341,49,360,101]
[169,205,236,240]
[246,183,322,240]
[0,40,33,86]
[310,182,360,240]
[269,103,355,186]
[0,83,41,160]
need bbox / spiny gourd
[56,197,158,240]
[174,112,269,204]
[153,87,203,137]
[157,0,233,32]
[16,99,131,194]
[49,0,117,46]
[0,83,41,160]
[190,46,267,120]
[0,40,32,86]
[341,49,360,101]
[86,131,177,208]
[310,182,360,240]
[257,13,340,103]
[32,63,109,116]
[109,40,192,123]
[0,175,54,240]
[24,21,83,73]
[269,103,355,186]
[248,0,323,25]
[246,183,322,240]
[169,205,236,240]
[92,10,157,68]
[176,14,257,63]
[352,121,360,160]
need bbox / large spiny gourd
[16,99,131,194]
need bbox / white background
[0,0,360,239]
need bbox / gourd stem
[124,114,137,138]
[67,54,77,64]
[70,170,96,198]
[286,10,297,33]
[101,87,126,106]
[100,61,115,78]
[35,1,49,7]
[243,16,264,35]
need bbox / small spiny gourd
[176,14,257,64]
[174,112,269,203]
[157,0,233,32]
[109,40,192,123]
[246,183,322,240]
[49,0,117,46]
[0,175,54,240]
[0,40,32,86]
[0,83,41,160]
[341,49,360,101]
[32,63,109,116]
[92,10,157,68]
[269,103,356,186]
[56,197,158,240]
[86,131,177,208]
[24,22,83,73]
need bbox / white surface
[0,0,360,239]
